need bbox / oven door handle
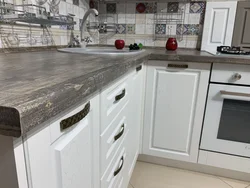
[220,90,250,101]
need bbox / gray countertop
[0,48,249,137]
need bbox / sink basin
[58,47,145,55]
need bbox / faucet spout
[80,9,99,42]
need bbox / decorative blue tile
[177,24,200,35]
[186,24,200,35]
[190,1,206,13]
[155,24,166,34]
[126,24,135,34]
[167,2,179,13]
[145,2,157,13]
[176,24,188,35]
[107,3,116,14]
[116,24,126,34]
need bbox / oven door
[201,83,250,157]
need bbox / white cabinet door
[201,1,237,53]
[128,65,144,169]
[142,61,210,163]
[51,116,92,188]
[125,64,144,183]
[23,95,100,188]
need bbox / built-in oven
[200,64,250,158]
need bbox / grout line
[216,176,233,188]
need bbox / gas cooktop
[217,46,250,55]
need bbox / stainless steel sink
[58,47,145,55]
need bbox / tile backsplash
[0,0,207,49]
[98,1,206,48]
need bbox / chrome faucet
[68,33,81,48]
[82,36,92,44]
[80,9,99,44]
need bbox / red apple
[115,40,125,50]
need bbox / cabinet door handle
[113,156,124,177]
[114,124,125,141]
[115,89,126,102]
[60,102,90,130]
[136,65,142,72]
[168,64,188,69]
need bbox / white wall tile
[146,14,154,25]
[135,24,145,34]
[66,3,73,14]
[79,8,85,18]
[145,25,154,35]
[118,14,126,23]
[136,14,146,24]
[66,0,72,4]
[126,14,135,24]
[117,3,126,14]
[73,5,79,18]
[125,38,135,45]
[99,3,106,14]
[145,39,155,46]
[135,39,145,45]
[126,3,135,14]
[188,14,200,24]
[155,40,165,47]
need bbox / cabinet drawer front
[100,102,129,176]
[211,63,250,85]
[101,144,128,188]
[101,75,130,133]
[49,100,93,144]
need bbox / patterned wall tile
[126,24,135,34]
[155,24,166,34]
[73,0,79,6]
[145,2,157,13]
[107,3,116,14]
[116,24,126,34]
[176,24,200,35]
[176,24,188,35]
[186,24,200,35]
[167,2,179,13]
[136,2,157,14]
[190,1,206,13]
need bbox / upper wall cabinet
[142,61,210,163]
[201,1,237,53]
[232,2,250,49]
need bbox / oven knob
[233,73,242,80]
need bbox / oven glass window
[217,99,250,144]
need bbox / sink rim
[58,47,145,55]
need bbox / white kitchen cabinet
[23,95,100,188]
[126,64,144,179]
[142,61,210,163]
[100,65,145,188]
[201,1,237,53]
